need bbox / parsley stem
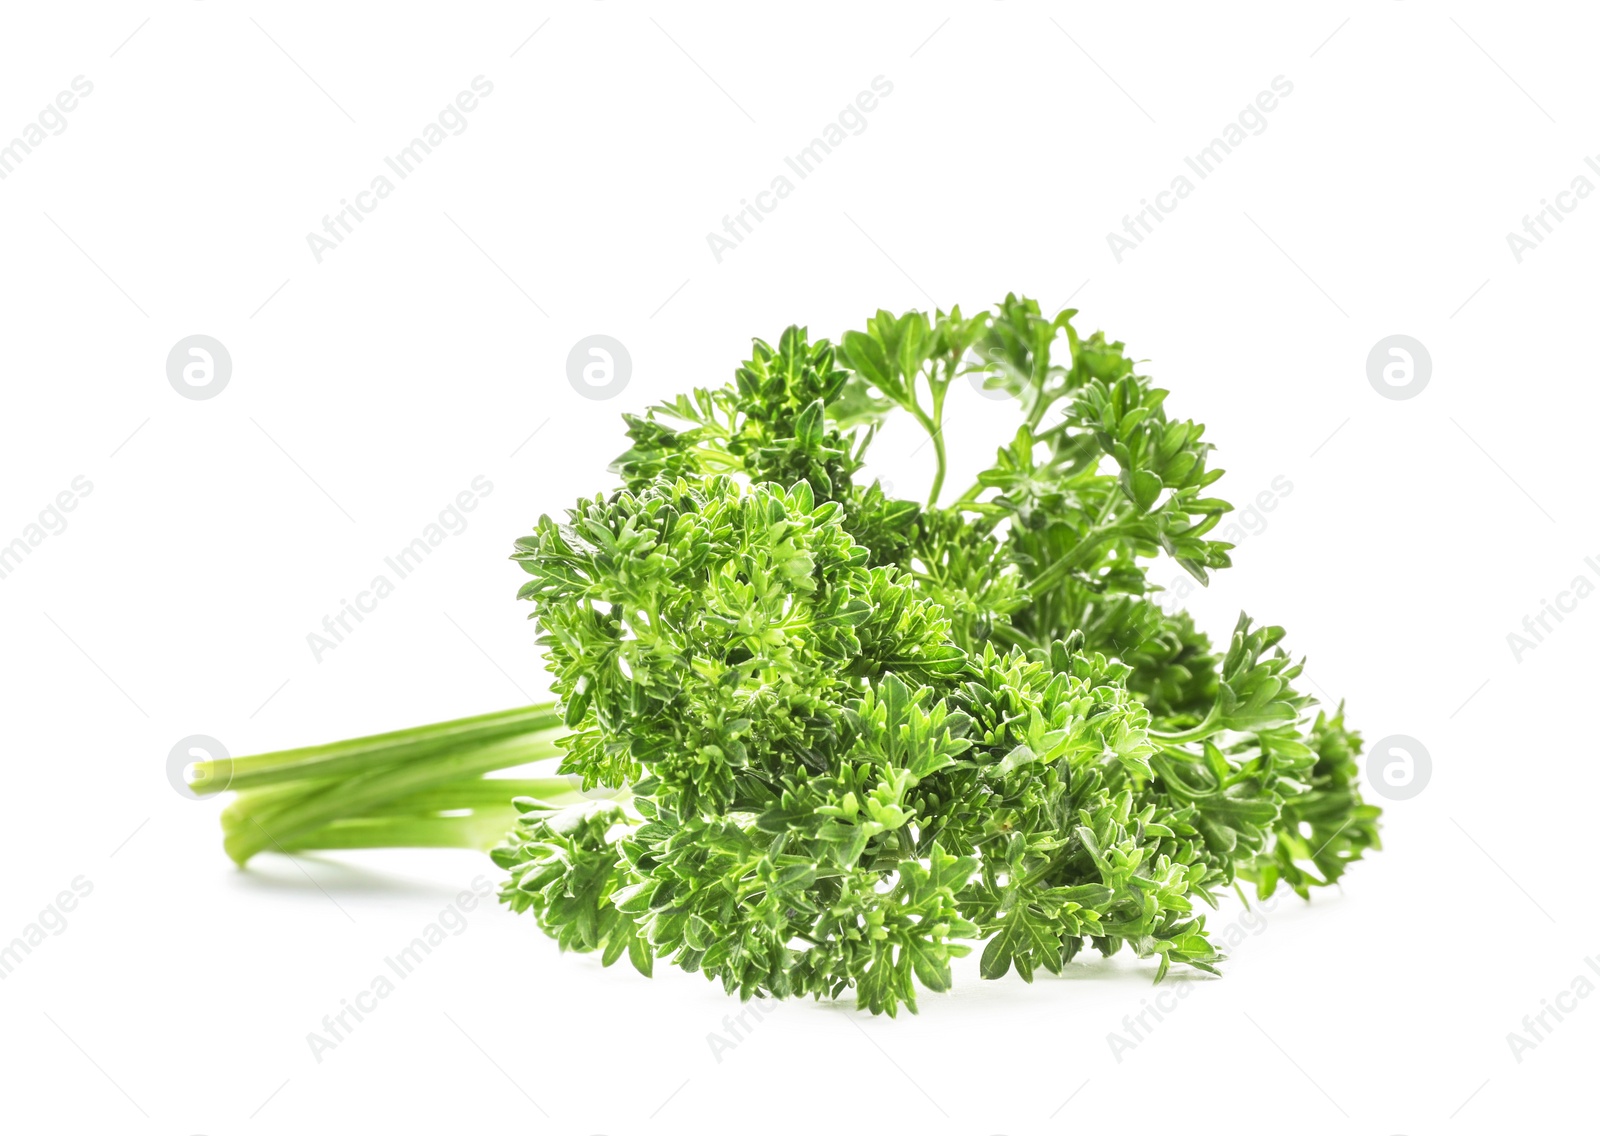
[279,811,539,853]
[910,401,947,507]
[192,703,561,793]
[215,711,568,865]
[952,479,984,506]
[1027,520,1132,596]
[1148,708,1222,744]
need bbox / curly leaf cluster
[493,295,1381,1015]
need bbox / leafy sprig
[492,296,1380,1013]
[198,294,1381,1017]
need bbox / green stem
[351,777,589,816]
[278,812,529,853]
[213,710,572,866]
[1024,394,1050,433]
[986,622,1041,652]
[225,734,564,865]
[926,430,947,508]
[952,479,985,506]
[191,702,560,793]
[1149,707,1222,745]
[909,400,946,508]
[1026,519,1132,597]
[1034,418,1070,444]
[928,369,951,507]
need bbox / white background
[1,3,1595,1133]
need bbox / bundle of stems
[190,703,598,866]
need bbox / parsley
[195,295,1381,1015]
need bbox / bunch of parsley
[197,296,1380,1015]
